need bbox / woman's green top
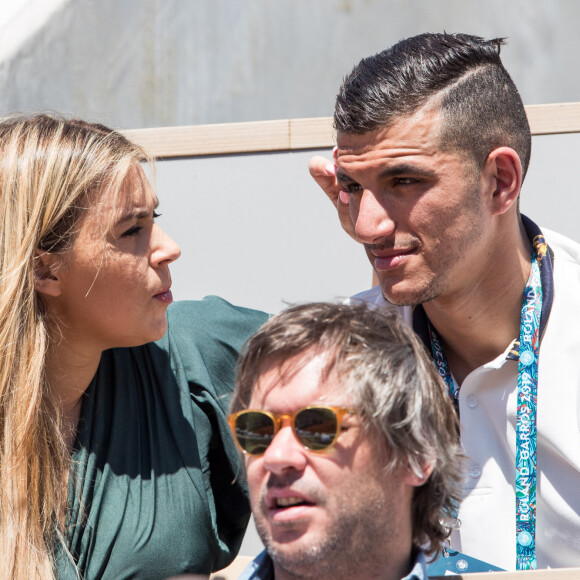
[54,297,268,579]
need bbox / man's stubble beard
[254,488,403,580]
[380,184,486,307]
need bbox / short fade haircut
[231,302,465,556]
[335,32,532,179]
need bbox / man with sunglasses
[309,33,580,571]
[228,302,465,580]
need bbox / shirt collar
[239,549,427,580]
[237,550,274,580]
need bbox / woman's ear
[484,147,522,216]
[34,248,62,297]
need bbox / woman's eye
[121,225,142,237]
[120,210,159,237]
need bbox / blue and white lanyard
[428,325,456,403]
[515,253,541,570]
[428,251,542,571]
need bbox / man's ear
[34,248,62,297]
[484,147,522,216]
[404,461,434,488]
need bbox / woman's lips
[153,289,173,303]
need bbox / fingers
[308,155,341,205]
[308,155,360,243]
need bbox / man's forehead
[249,351,349,407]
[336,104,443,155]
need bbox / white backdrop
[3,0,580,129]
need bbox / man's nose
[262,426,308,475]
[353,189,396,243]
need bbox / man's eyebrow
[336,169,356,183]
[377,164,436,179]
[336,164,436,184]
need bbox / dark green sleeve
[165,296,269,405]
[161,297,269,570]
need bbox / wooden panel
[208,563,580,580]
[526,102,580,135]
[122,102,580,159]
[431,568,580,580]
[123,119,290,158]
[210,555,253,580]
[289,117,335,149]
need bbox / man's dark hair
[335,33,532,178]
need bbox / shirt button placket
[469,464,482,479]
[467,395,478,409]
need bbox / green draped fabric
[54,297,268,579]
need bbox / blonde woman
[0,114,267,579]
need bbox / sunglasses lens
[295,407,339,450]
[235,412,275,455]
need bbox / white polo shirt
[351,227,580,570]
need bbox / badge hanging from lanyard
[428,246,543,571]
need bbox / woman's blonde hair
[0,113,148,578]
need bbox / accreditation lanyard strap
[428,324,456,403]
[515,253,541,570]
[428,250,542,571]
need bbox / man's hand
[308,155,360,242]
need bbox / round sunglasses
[227,405,357,456]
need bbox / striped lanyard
[428,248,543,571]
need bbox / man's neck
[423,220,531,385]
[273,549,415,580]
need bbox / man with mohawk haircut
[309,32,580,570]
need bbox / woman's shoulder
[165,297,269,342]
[156,297,269,376]
[167,296,267,325]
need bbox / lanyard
[515,252,542,570]
[428,244,545,571]
[428,324,456,404]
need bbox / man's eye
[342,183,362,194]
[121,225,142,237]
[394,177,419,186]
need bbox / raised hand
[308,153,359,242]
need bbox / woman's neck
[45,340,102,450]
